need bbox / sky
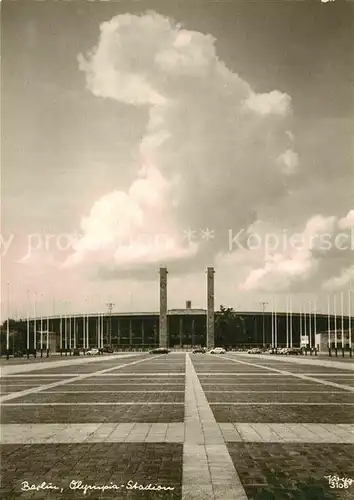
[1,0,354,320]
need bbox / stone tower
[207,267,215,349]
[159,267,168,347]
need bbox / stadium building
[7,268,353,353]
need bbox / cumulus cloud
[67,11,298,277]
[240,210,354,292]
[323,265,354,291]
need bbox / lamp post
[259,301,268,347]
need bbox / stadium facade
[25,308,353,352]
[5,268,353,352]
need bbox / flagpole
[86,297,89,350]
[341,290,345,354]
[73,315,77,350]
[52,296,55,353]
[40,293,44,357]
[33,292,37,356]
[26,289,30,358]
[271,296,274,348]
[101,312,104,348]
[334,294,337,351]
[327,295,331,355]
[46,308,49,355]
[69,307,72,354]
[309,300,312,350]
[349,288,352,351]
[289,295,293,348]
[83,303,86,351]
[274,295,277,348]
[304,303,307,348]
[64,301,68,356]
[286,295,289,348]
[314,298,317,351]
[6,281,10,359]
[97,316,99,348]
[59,311,63,355]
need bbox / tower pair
[159,267,215,349]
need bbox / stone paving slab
[314,377,354,387]
[218,355,354,393]
[1,404,185,424]
[227,442,354,499]
[9,392,184,404]
[0,357,157,404]
[0,443,182,499]
[201,385,347,392]
[42,384,185,392]
[211,404,354,423]
[205,392,354,403]
[0,354,143,376]
[218,423,354,443]
[32,359,145,375]
[230,353,354,371]
[0,422,185,445]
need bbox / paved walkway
[182,354,247,500]
[2,422,353,444]
[1,353,354,499]
[234,352,354,370]
[0,353,140,376]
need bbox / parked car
[283,347,301,355]
[247,348,262,354]
[192,347,207,354]
[99,346,114,354]
[149,348,170,354]
[209,347,226,354]
[86,348,100,356]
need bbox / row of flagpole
[269,290,352,349]
[21,289,108,352]
[326,290,352,349]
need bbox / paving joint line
[219,355,354,393]
[0,356,159,403]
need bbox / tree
[215,305,246,346]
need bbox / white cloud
[69,11,298,277]
[240,211,353,292]
[323,265,354,291]
[243,90,291,116]
[277,149,299,175]
[338,209,354,230]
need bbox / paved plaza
[0,353,353,499]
